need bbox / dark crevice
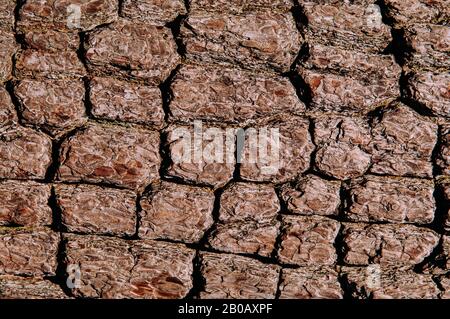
[88,117,162,132]
[14,33,27,50]
[302,167,341,182]
[274,184,289,215]
[384,28,408,66]
[337,181,350,222]
[153,235,281,266]
[433,275,446,296]
[399,97,436,118]
[161,175,215,189]
[305,117,318,172]
[285,1,312,110]
[365,170,435,181]
[366,103,388,128]
[376,0,407,66]
[376,0,395,26]
[233,128,244,181]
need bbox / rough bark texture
[18,0,118,32]
[298,44,400,114]
[368,103,438,178]
[404,24,450,71]
[405,71,450,118]
[181,11,302,73]
[0,31,18,83]
[15,49,86,79]
[313,115,372,180]
[302,2,391,53]
[383,0,450,27]
[0,227,59,276]
[437,124,450,175]
[441,180,450,232]
[0,1,15,31]
[23,31,80,52]
[190,0,294,13]
[0,86,17,126]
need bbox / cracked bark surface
[0,0,448,299]
[139,181,215,243]
[340,266,440,299]
[169,63,305,124]
[278,267,343,299]
[0,181,52,227]
[64,234,195,298]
